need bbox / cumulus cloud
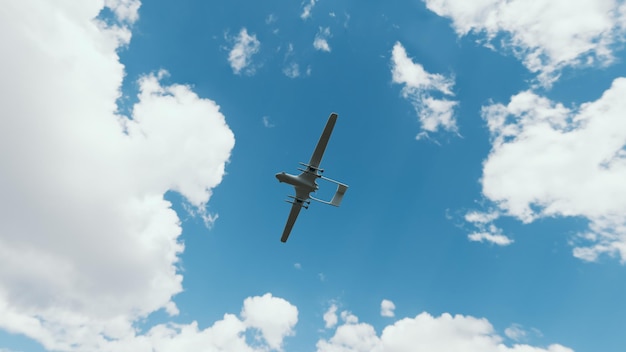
[313,27,332,52]
[0,1,238,350]
[423,0,626,87]
[323,304,338,329]
[478,78,626,261]
[340,311,359,324]
[109,293,297,352]
[241,293,299,351]
[391,42,458,138]
[104,0,141,23]
[228,28,261,75]
[317,311,572,352]
[301,0,318,20]
[380,299,396,317]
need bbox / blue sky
[2,1,626,351]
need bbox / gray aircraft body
[275,113,348,242]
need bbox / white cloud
[391,42,458,138]
[294,262,302,269]
[323,304,338,329]
[380,299,396,318]
[111,293,297,352]
[504,323,527,342]
[301,0,318,20]
[340,311,359,324]
[0,1,238,350]
[104,0,141,23]
[317,311,573,352]
[465,210,500,224]
[263,116,275,128]
[479,77,626,261]
[423,0,626,87]
[313,27,332,52]
[468,231,514,246]
[228,28,261,75]
[241,293,299,351]
[283,62,301,78]
[465,211,513,246]
[282,44,300,78]
[266,13,277,24]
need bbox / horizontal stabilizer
[310,182,348,207]
[330,183,348,206]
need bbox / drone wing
[307,113,338,169]
[280,188,310,243]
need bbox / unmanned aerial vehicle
[275,112,348,242]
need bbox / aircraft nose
[275,172,287,182]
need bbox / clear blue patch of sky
[0,330,46,352]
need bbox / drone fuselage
[275,172,318,194]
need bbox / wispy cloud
[344,12,351,28]
[283,62,300,78]
[282,43,301,78]
[262,116,274,127]
[265,13,277,24]
[468,231,514,246]
[505,323,543,342]
[301,0,318,20]
[391,42,458,138]
[313,27,332,52]
[228,28,260,75]
[464,210,513,246]
[505,324,528,342]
